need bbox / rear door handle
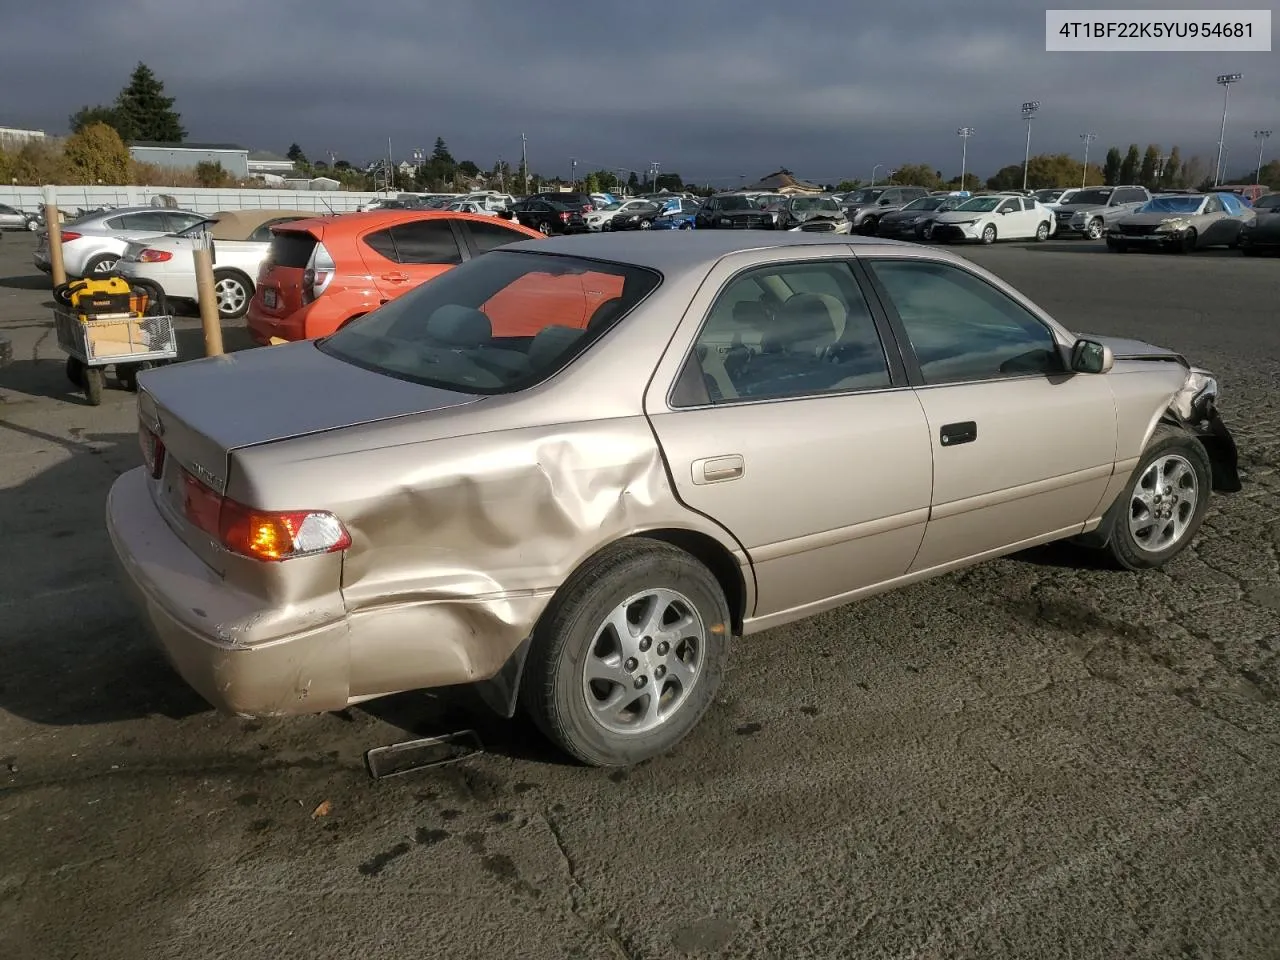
[381,272,410,282]
[939,421,977,446]
[692,455,745,484]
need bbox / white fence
[0,185,461,215]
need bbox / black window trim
[858,254,1072,390]
[664,256,910,411]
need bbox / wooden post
[42,185,66,288]
[191,229,224,357]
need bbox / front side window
[681,261,891,405]
[867,259,1063,385]
[320,252,656,394]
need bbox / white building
[0,126,46,147]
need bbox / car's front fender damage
[1168,368,1242,493]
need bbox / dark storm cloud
[2,0,1275,183]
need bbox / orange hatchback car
[245,210,544,344]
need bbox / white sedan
[584,199,660,232]
[930,194,1055,244]
[115,209,310,319]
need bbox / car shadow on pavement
[0,422,212,725]
[0,272,54,291]
[1011,540,1117,570]
[361,687,576,767]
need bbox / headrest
[528,324,584,370]
[732,300,770,327]
[586,297,625,332]
[426,305,491,348]
[781,293,845,342]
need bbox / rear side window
[362,229,399,262]
[467,220,534,253]
[121,212,171,231]
[250,217,307,242]
[389,221,463,264]
[267,231,318,268]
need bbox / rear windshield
[319,251,661,394]
[266,231,318,268]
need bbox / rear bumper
[116,260,197,300]
[246,297,341,344]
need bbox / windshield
[789,197,838,212]
[1067,189,1113,206]
[844,189,884,203]
[714,195,758,211]
[176,218,218,237]
[1139,196,1206,214]
[955,197,1002,212]
[601,202,623,211]
[1253,193,1280,210]
[320,252,661,395]
[902,197,944,211]
[1033,189,1062,201]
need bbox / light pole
[956,127,975,191]
[650,162,661,191]
[1021,101,1040,191]
[1213,73,1242,186]
[1079,132,1097,188]
[1255,130,1272,184]
[871,164,883,186]
[521,133,529,195]
[569,157,577,188]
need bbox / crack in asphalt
[542,810,638,960]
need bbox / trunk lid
[253,227,322,319]
[135,341,480,572]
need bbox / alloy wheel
[1129,453,1199,552]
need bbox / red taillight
[302,268,332,304]
[59,231,82,242]
[139,424,165,479]
[559,211,571,221]
[137,248,172,263]
[180,468,351,562]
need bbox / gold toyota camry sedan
[107,231,1241,767]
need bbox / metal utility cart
[54,306,178,405]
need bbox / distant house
[308,177,341,191]
[743,169,824,194]
[397,161,417,177]
[129,141,250,178]
[0,126,46,148]
[247,150,295,176]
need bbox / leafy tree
[1258,159,1280,190]
[654,172,684,191]
[312,160,329,171]
[835,179,863,192]
[62,122,131,184]
[113,62,185,142]
[286,143,307,164]
[333,159,352,170]
[1160,147,1181,187]
[70,104,123,136]
[583,172,601,193]
[1138,145,1160,187]
[1118,144,1140,184]
[1102,147,1122,185]
[627,171,640,191]
[889,164,939,188]
[946,172,981,191]
[1180,155,1208,190]
[986,164,1025,190]
[457,159,480,177]
[194,160,229,187]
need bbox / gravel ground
[1,232,1277,960]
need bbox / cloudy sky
[2,0,1276,184]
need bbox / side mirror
[1070,338,1114,374]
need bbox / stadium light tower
[1255,130,1272,184]
[957,127,975,191]
[1021,101,1040,191]
[1213,73,1242,186]
[1079,132,1097,187]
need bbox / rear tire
[84,254,119,276]
[538,221,553,236]
[1101,425,1212,571]
[520,539,731,767]
[213,270,253,320]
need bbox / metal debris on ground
[364,730,484,780]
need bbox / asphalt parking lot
[1,231,1277,960]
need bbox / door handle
[381,272,409,282]
[692,455,745,485]
[939,421,977,446]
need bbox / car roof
[273,209,540,235]
[499,230,961,278]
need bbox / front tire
[1176,228,1197,254]
[980,224,997,244]
[521,539,731,767]
[1102,426,1211,571]
[1035,221,1050,241]
[860,216,879,235]
[1085,218,1104,240]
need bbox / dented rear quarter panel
[226,268,753,699]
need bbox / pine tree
[1161,147,1182,187]
[1138,145,1160,187]
[431,137,454,164]
[1118,144,1141,184]
[113,62,185,142]
[1102,147,1122,186]
[287,143,307,164]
